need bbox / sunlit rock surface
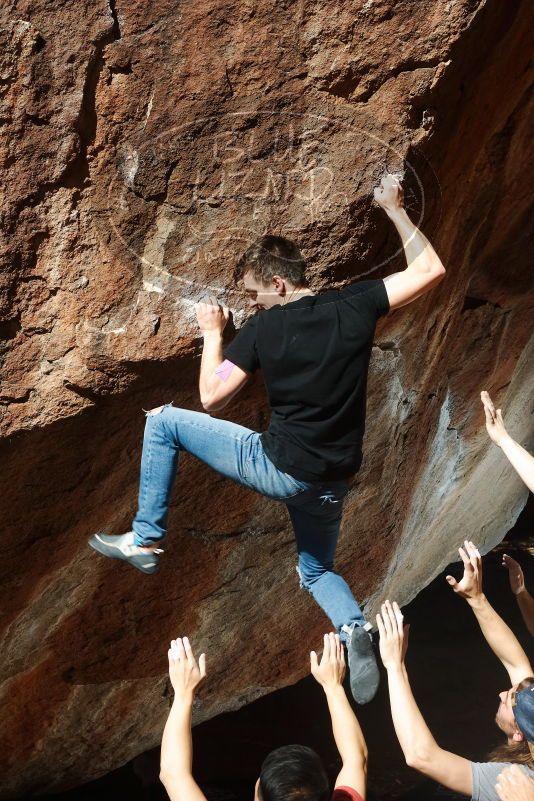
[0,0,532,795]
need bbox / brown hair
[234,235,308,287]
[487,739,534,768]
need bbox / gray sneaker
[88,531,163,575]
[342,623,380,704]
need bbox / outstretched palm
[168,637,207,698]
[446,540,483,600]
[503,554,526,596]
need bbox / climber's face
[242,270,292,311]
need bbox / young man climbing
[89,172,446,703]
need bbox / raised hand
[446,540,483,601]
[481,391,510,448]
[168,637,207,699]
[310,632,346,689]
[496,765,534,801]
[377,600,410,669]
[195,295,230,334]
[503,554,526,596]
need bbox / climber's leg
[89,403,313,571]
[286,483,366,634]
[131,404,257,546]
[286,485,379,703]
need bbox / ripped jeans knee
[143,401,174,417]
[296,564,307,590]
[296,560,331,592]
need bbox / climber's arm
[374,174,446,310]
[196,299,251,412]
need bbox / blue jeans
[132,403,366,637]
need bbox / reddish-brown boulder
[0,0,532,794]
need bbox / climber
[378,541,534,801]
[159,633,369,801]
[88,171,446,704]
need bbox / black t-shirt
[223,279,390,482]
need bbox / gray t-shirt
[471,761,534,801]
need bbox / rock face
[0,0,532,795]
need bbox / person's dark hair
[488,677,534,769]
[234,235,308,287]
[258,745,329,801]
